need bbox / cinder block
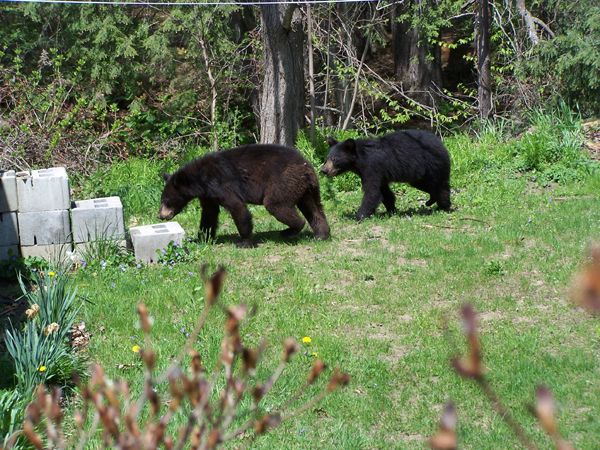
[0,245,19,261]
[130,222,185,264]
[18,210,72,245]
[0,212,19,246]
[16,167,70,212]
[71,197,125,243]
[20,243,73,261]
[0,170,18,212]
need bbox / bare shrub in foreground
[571,244,600,315]
[431,304,575,450]
[430,243,600,448]
[3,266,349,449]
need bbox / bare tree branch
[532,16,555,39]
[516,0,539,45]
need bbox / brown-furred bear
[320,130,451,220]
[159,144,330,247]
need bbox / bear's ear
[343,139,357,153]
[162,173,171,183]
[326,137,338,147]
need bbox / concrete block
[20,243,73,261]
[0,212,19,246]
[71,197,125,243]
[0,245,19,261]
[18,210,72,245]
[0,170,18,212]
[130,222,185,264]
[16,167,70,212]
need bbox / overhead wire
[0,0,379,6]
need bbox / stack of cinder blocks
[0,170,19,260]
[16,167,72,259]
[1,165,184,264]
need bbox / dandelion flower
[25,304,40,320]
[38,365,47,372]
[302,336,312,344]
[132,345,141,353]
[48,271,56,277]
[311,352,319,358]
[44,323,60,336]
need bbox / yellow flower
[38,365,47,372]
[48,271,56,277]
[132,345,141,353]
[25,304,40,320]
[302,336,312,344]
[44,322,60,336]
[311,352,319,358]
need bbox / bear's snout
[158,204,175,220]
[320,160,336,177]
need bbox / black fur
[321,130,451,220]
[159,144,330,247]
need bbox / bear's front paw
[236,239,257,249]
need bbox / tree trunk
[476,0,492,118]
[391,1,442,106]
[307,5,316,145]
[259,3,305,147]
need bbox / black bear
[320,130,451,220]
[159,144,330,247]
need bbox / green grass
[68,116,600,448]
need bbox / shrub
[3,266,350,449]
[2,270,86,417]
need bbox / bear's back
[382,130,446,157]
[217,144,307,168]
[187,144,308,175]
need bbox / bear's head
[320,137,357,177]
[158,172,194,220]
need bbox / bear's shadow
[341,204,438,220]
[214,229,315,247]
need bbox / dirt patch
[343,322,414,363]
[479,310,505,322]
[388,433,426,443]
[397,257,427,268]
[323,270,356,294]
[338,238,368,258]
[291,245,320,263]
[380,343,411,363]
[264,254,282,264]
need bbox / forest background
[1,0,599,171]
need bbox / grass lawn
[72,137,600,449]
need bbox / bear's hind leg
[265,200,306,238]
[381,184,396,215]
[297,189,330,240]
